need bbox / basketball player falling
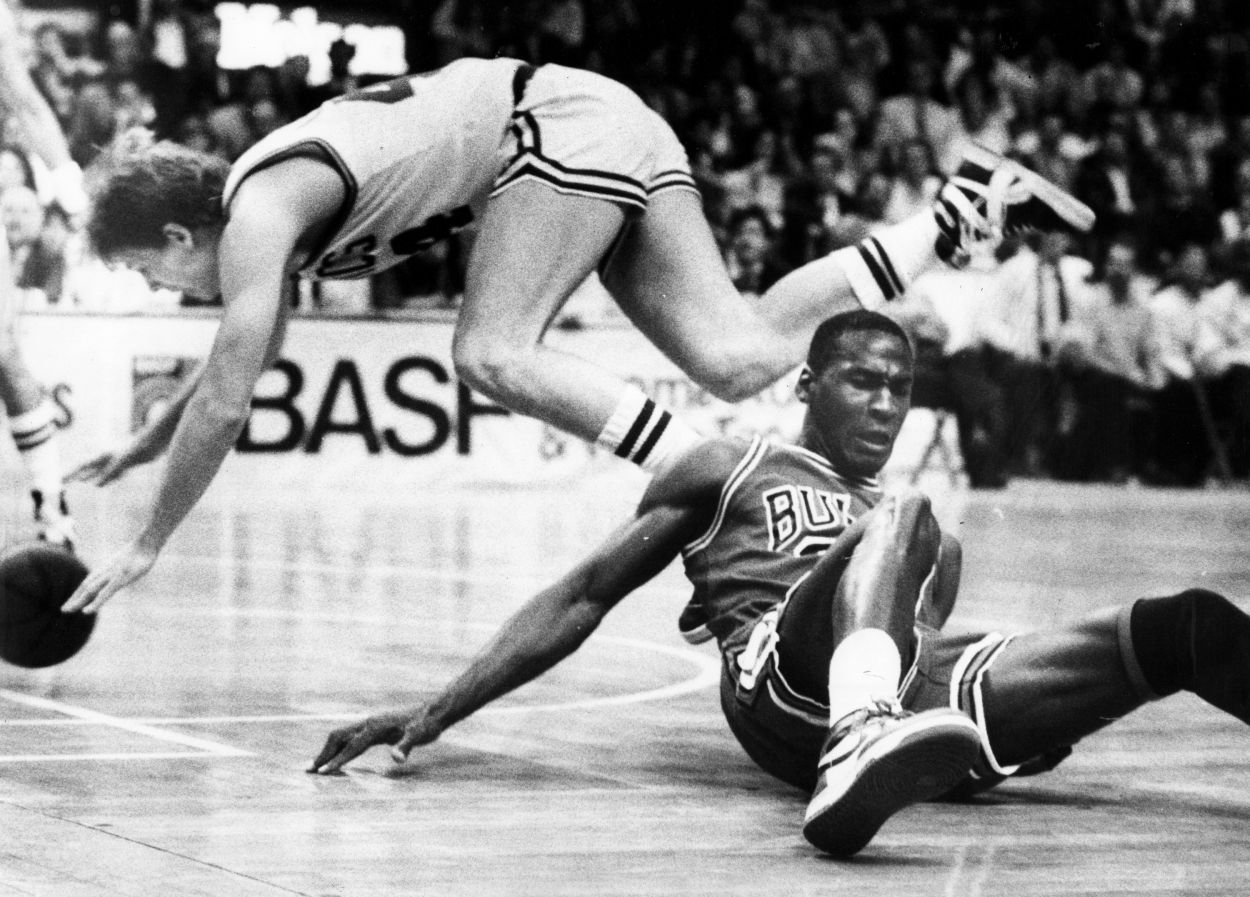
[0,0,85,548]
[66,57,1092,611]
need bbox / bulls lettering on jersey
[222,58,524,282]
[762,484,856,556]
[680,437,882,650]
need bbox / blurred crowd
[3,0,1249,486]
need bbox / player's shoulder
[639,437,758,514]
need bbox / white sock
[10,400,64,499]
[827,628,903,727]
[595,385,702,473]
[831,211,942,309]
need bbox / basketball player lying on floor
[63,53,1093,613]
[310,310,1250,858]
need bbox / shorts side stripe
[765,679,830,728]
[521,111,543,156]
[969,635,1021,776]
[498,148,651,191]
[493,165,648,209]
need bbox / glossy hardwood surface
[1,471,1248,896]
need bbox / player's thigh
[603,190,764,375]
[455,181,625,353]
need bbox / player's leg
[0,0,84,213]
[977,589,1250,769]
[0,314,73,547]
[453,182,700,471]
[764,490,980,855]
[605,144,1095,403]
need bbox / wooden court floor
[1,469,1248,896]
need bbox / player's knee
[451,338,535,408]
[866,488,937,552]
[682,353,762,402]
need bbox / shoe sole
[802,714,980,857]
[960,143,1096,234]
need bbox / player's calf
[1126,589,1250,723]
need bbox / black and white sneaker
[934,144,1096,267]
[33,489,76,552]
[802,701,980,857]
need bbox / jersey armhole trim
[682,436,767,557]
[224,138,359,268]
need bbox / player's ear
[162,223,195,249]
[795,366,814,404]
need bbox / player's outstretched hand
[308,707,443,774]
[67,440,162,487]
[63,541,159,614]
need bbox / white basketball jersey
[222,57,524,281]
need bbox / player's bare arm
[308,439,746,774]
[69,279,294,487]
[64,159,343,613]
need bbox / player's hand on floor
[309,708,442,774]
[63,541,159,613]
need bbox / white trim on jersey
[683,436,768,556]
[774,442,882,494]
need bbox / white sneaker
[802,701,980,856]
[33,490,76,552]
[934,144,1096,267]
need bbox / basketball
[0,543,94,668]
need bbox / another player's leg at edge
[587,142,1095,473]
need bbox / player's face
[800,331,913,478]
[115,226,220,301]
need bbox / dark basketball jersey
[680,436,883,652]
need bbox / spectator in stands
[1016,34,1079,121]
[1016,113,1083,194]
[1140,153,1220,273]
[889,263,1010,488]
[1218,159,1250,245]
[1076,123,1148,265]
[1196,239,1250,477]
[1059,236,1163,481]
[721,128,793,229]
[883,138,941,225]
[949,71,1012,161]
[1081,40,1144,111]
[984,233,1091,476]
[1,185,65,307]
[876,58,962,174]
[1211,114,1250,211]
[828,168,890,249]
[1149,242,1217,486]
[722,206,788,298]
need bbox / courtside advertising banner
[12,311,811,493]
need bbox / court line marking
[159,606,723,715]
[0,751,224,763]
[0,619,719,750]
[0,689,252,758]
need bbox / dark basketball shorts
[720,605,1026,794]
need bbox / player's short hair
[806,310,912,376]
[86,129,230,260]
